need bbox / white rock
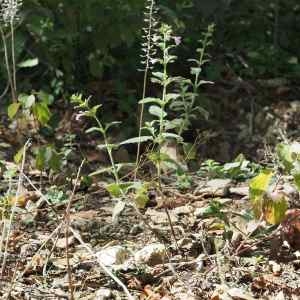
[96,246,130,267]
[135,243,166,266]
[56,236,75,249]
[200,179,232,197]
[146,209,178,225]
[173,205,193,216]
[94,288,112,300]
[229,186,249,197]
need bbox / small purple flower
[173,36,182,46]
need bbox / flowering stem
[135,0,156,180]
[0,26,16,102]
[10,19,17,97]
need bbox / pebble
[94,288,112,300]
[96,246,130,267]
[135,243,166,266]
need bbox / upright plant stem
[156,30,179,249]
[135,0,155,180]
[0,27,16,102]
[94,116,120,184]
[10,20,17,97]
[178,28,211,136]
[65,160,85,300]
[0,140,30,278]
[135,69,148,180]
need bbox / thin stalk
[0,26,16,102]
[94,116,120,184]
[156,30,179,250]
[178,29,211,137]
[135,0,156,179]
[135,69,149,180]
[10,20,17,96]
[65,160,85,300]
[0,140,30,278]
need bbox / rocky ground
[1,171,300,300]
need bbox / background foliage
[0,0,299,128]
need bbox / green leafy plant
[34,145,62,172]
[169,24,214,137]
[198,154,261,180]
[135,0,158,177]
[8,91,53,125]
[71,94,122,182]
[122,24,186,173]
[276,142,300,190]
[45,186,68,205]
[175,170,193,190]
[70,94,149,218]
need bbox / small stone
[135,243,166,266]
[218,198,233,205]
[130,224,143,235]
[227,287,256,300]
[96,246,130,267]
[175,293,197,300]
[194,207,208,218]
[200,179,232,197]
[71,210,98,231]
[146,209,178,225]
[178,237,193,249]
[56,236,75,249]
[269,260,281,275]
[94,288,112,300]
[173,205,193,216]
[229,186,249,197]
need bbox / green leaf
[32,103,51,125]
[18,58,39,68]
[183,143,196,160]
[97,144,119,151]
[191,67,202,76]
[161,132,183,142]
[249,169,274,218]
[35,146,61,171]
[7,103,21,119]
[292,161,300,191]
[14,146,24,164]
[263,193,288,225]
[106,183,132,198]
[37,90,54,105]
[276,143,294,172]
[48,149,62,171]
[149,105,166,118]
[90,167,113,177]
[86,127,102,134]
[152,72,164,80]
[139,97,164,106]
[120,136,153,145]
[134,188,149,209]
[105,121,121,131]
[23,95,36,109]
[165,93,180,102]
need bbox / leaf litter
[0,164,300,300]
